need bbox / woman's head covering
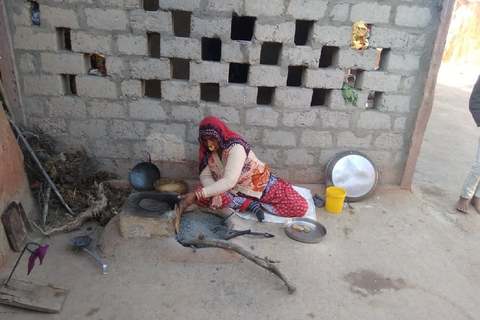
[198,116,250,173]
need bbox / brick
[19,53,36,73]
[305,68,344,89]
[76,76,118,99]
[283,110,318,127]
[374,133,404,149]
[42,5,79,28]
[130,10,172,34]
[330,4,350,22]
[85,8,128,31]
[245,0,285,17]
[129,99,167,120]
[220,84,257,106]
[129,58,170,80]
[378,95,411,113]
[300,130,333,148]
[41,53,85,75]
[246,108,279,127]
[281,47,321,68]
[357,71,401,93]
[48,96,87,118]
[88,100,127,119]
[336,131,372,148]
[221,42,261,64]
[171,105,203,122]
[121,80,143,98]
[29,118,68,135]
[162,81,200,102]
[117,35,148,55]
[255,22,295,43]
[395,6,432,28]
[319,110,350,129]
[13,27,57,50]
[248,65,285,87]
[274,87,312,110]
[190,61,229,83]
[351,3,391,24]
[110,119,147,139]
[71,32,113,54]
[23,75,63,96]
[161,38,201,59]
[312,26,351,47]
[263,130,296,147]
[337,48,379,70]
[191,17,230,39]
[159,0,201,11]
[285,149,315,166]
[286,0,328,20]
[357,111,391,130]
[69,119,108,139]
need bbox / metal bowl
[284,218,327,243]
[70,236,92,248]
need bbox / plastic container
[325,187,347,213]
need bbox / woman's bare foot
[456,196,469,213]
[471,196,480,214]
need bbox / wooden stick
[179,236,297,293]
[42,186,51,228]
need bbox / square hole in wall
[30,1,40,26]
[201,83,220,102]
[87,54,107,76]
[231,16,256,41]
[366,91,383,109]
[319,46,339,68]
[229,63,249,83]
[344,69,358,87]
[172,11,191,37]
[56,28,72,51]
[202,38,221,61]
[311,89,329,106]
[294,20,314,46]
[143,0,158,11]
[171,58,190,80]
[260,42,282,65]
[144,80,161,98]
[62,74,77,95]
[148,32,160,58]
[287,66,305,87]
[375,48,390,70]
[257,87,275,105]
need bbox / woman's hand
[178,192,197,214]
[210,194,223,210]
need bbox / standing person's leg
[457,134,480,213]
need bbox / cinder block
[328,89,370,110]
[357,71,402,93]
[171,105,203,122]
[245,0,285,17]
[48,96,87,118]
[85,8,128,31]
[312,25,351,47]
[393,116,406,131]
[76,76,118,99]
[69,119,108,139]
[330,4,350,22]
[395,6,432,28]
[117,35,148,55]
[28,118,67,135]
[253,148,280,167]
[248,65,285,87]
[286,0,328,20]
[97,0,141,7]
[356,111,391,130]
[246,107,279,127]
[129,58,170,80]
[369,27,408,49]
[383,53,421,72]
[13,27,57,50]
[147,133,187,162]
[105,56,124,75]
[305,68,344,89]
[41,53,85,75]
[300,130,333,148]
[222,42,261,64]
[22,97,45,117]
[121,80,143,98]
[191,17,230,39]
[129,99,167,120]
[336,131,372,149]
[319,110,350,129]
[255,22,295,43]
[41,5,80,28]
[285,149,315,166]
[93,139,132,158]
[19,53,36,73]
[202,106,240,124]
[220,84,257,106]
[281,46,321,68]
[130,9,172,34]
[148,123,187,138]
[71,31,113,54]
[205,0,243,12]
[10,3,31,26]
[263,129,296,147]
[374,133,404,149]
[337,48,379,70]
[350,3,391,23]
[110,119,148,139]
[190,61,229,83]
[161,38,201,59]
[283,110,318,127]
[23,75,63,96]
[274,87,312,110]
[88,100,127,119]
[162,81,200,102]
[159,0,201,11]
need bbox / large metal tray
[284,218,327,243]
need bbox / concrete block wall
[3,0,443,186]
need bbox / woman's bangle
[194,190,204,200]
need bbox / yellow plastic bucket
[325,187,347,213]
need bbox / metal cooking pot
[129,151,161,191]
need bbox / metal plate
[284,218,327,243]
[325,150,378,202]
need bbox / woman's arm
[199,165,216,187]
